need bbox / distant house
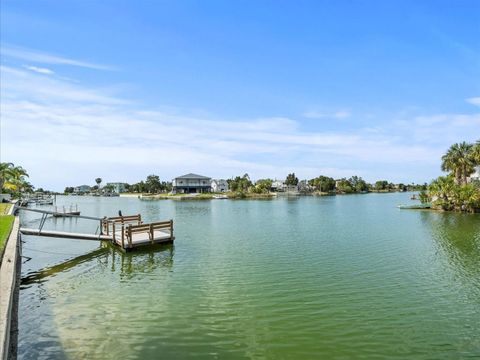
[469,166,480,183]
[106,182,128,193]
[271,180,286,192]
[74,185,91,194]
[298,180,313,192]
[211,179,229,192]
[172,173,212,193]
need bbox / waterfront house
[271,180,286,192]
[74,185,91,194]
[106,182,128,193]
[468,166,480,183]
[172,173,212,193]
[298,180,313,193]
[211,179,229,192]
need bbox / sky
[1,0,479,191]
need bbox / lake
[18,194,480,359]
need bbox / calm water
[18,194,480,359]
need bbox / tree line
[226,172,425,196]
[64,175,173,194]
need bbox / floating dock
[17,207,174,251]
[52,204,81,217]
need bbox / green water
[18,194,480,359]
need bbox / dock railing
[101,214,142,239]
[124,220,174,248]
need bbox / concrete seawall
[0,205,20,360]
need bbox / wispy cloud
[3,45,112,70]
[23,65,54,75]
[303,110,351,119]
[466,97,480,106]
[1,66,125,105]
[1,64,478,190]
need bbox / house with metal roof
[172,173,212,194]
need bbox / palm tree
[0,162,14,190]
[95,178,102,188]
[3,166,29,192]
[454,184,480,213]
[471,140,480,165]
[429,176,455,210]
[441,142,475,185]
[1,163,29,191]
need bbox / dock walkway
[17,208,174,251]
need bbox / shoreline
[123,190,417,201]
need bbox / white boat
[36,199,54,205]
[213,195,228,199]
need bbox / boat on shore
[213,195,228,199]
[36,199,54,205]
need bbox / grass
[0,215,14,256]
[0,203,12,215]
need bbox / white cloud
[1,64,478,190]
[23,65,54,75]
[1,66,125,105]
[303,110,351,119]
[3,45,112,70]
[466,97,480,106]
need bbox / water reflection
[421,211,480,281]
[115,244,174,280]
[22,243,174,285]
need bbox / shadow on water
[420,211,480,281]
[21,243,175,286]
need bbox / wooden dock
[102,215,174,251]
[17,207,174,251]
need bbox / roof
[175,173,211,180]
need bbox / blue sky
[1,0,479,190]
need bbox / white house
[211,179,229,192]
[468,166,480,183]
[271,180,286,192]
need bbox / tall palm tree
[441,142,475,185]
[0,162,14,190]
[2,165,30,192]
[0,163,30,195]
